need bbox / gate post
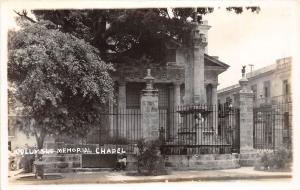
[233,67,256,166]
[140,69,159,141]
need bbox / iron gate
[160,104,240,155]
[253,102,292,150]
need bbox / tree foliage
[9,6,260,147]
[8,18,114,147]
[30,7,259,64]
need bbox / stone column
[211,83,218,133]
[234,69,256,166]
[198,20,211,54]
[118,81,126,109]
[238,77,254,152]
[108,91,114,137]
[184,23,207,105]
[117,81,126,138]
[174,82,181,107]
[183,49,193,105]
[173,82,181,141]
[140,69,159,141]
[193,36,206,105]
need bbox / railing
[253,94,292,108]
[276,57,292,70]
[80,108,142,153]
[8,105,241,155]
[159,104,240,155]
[253,101,292,150]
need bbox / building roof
[204,54,230,69]
[218,56,292,94]
[166,38,229,70]
[246,64,277,79]
[246,57,292,79]
[217,84,240,94]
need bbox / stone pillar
[211,83,218,132]
[117,81,126,138]
[184,23,207,105]
[211,84,218,106]
[238,77,254,152]
[174,82,181,107]
[183,49,193,105]
[140,69,159,141]
[193,36,206,105]
[235,69,256,166]
[198,20,211,54]
[118,81,126,109]
[108,91,114,137]
[172,82,181,141]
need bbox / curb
[10,172,292,184]
[90,175,292,184]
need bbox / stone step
[44,167,114,173]
[165,154,240,170]
[43,155,81,162]
[35,161,81,168]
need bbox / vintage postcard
[1,0,299,190]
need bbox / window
[225,97,232,104]
[225,96,232,110]
[8,141,11,151]
[283,80,289,95]
[263,81,271,98]
[251,84,257,100]
[284,112,289,129]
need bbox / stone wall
[44,152,263,173]
[164,154,240,170]
[125,154,241,171]
[239,152,259,166]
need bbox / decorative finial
[242,65,246,78]
[144,69,154,90]
[239,65,249,92]
[147,69,151,76]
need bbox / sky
[203,3,296,89]
[5,2,297,90]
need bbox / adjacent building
[218,57,292,150]
[218,57,292,107]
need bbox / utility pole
[249,64,254,72]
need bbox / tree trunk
[35,129,46,179]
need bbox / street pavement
[8,167,292,185]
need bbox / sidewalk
[9,167,292,185]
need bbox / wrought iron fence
[253,101,292,150]
[84,108,141,153]
[87,104,240,155]
[9,104,241,155]
[159,104,240,155]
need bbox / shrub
[136,139,167,176]
[254,147,292,171]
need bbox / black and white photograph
[1,1,299,190]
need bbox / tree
[8,18,114,153]
[28,7,259,64]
